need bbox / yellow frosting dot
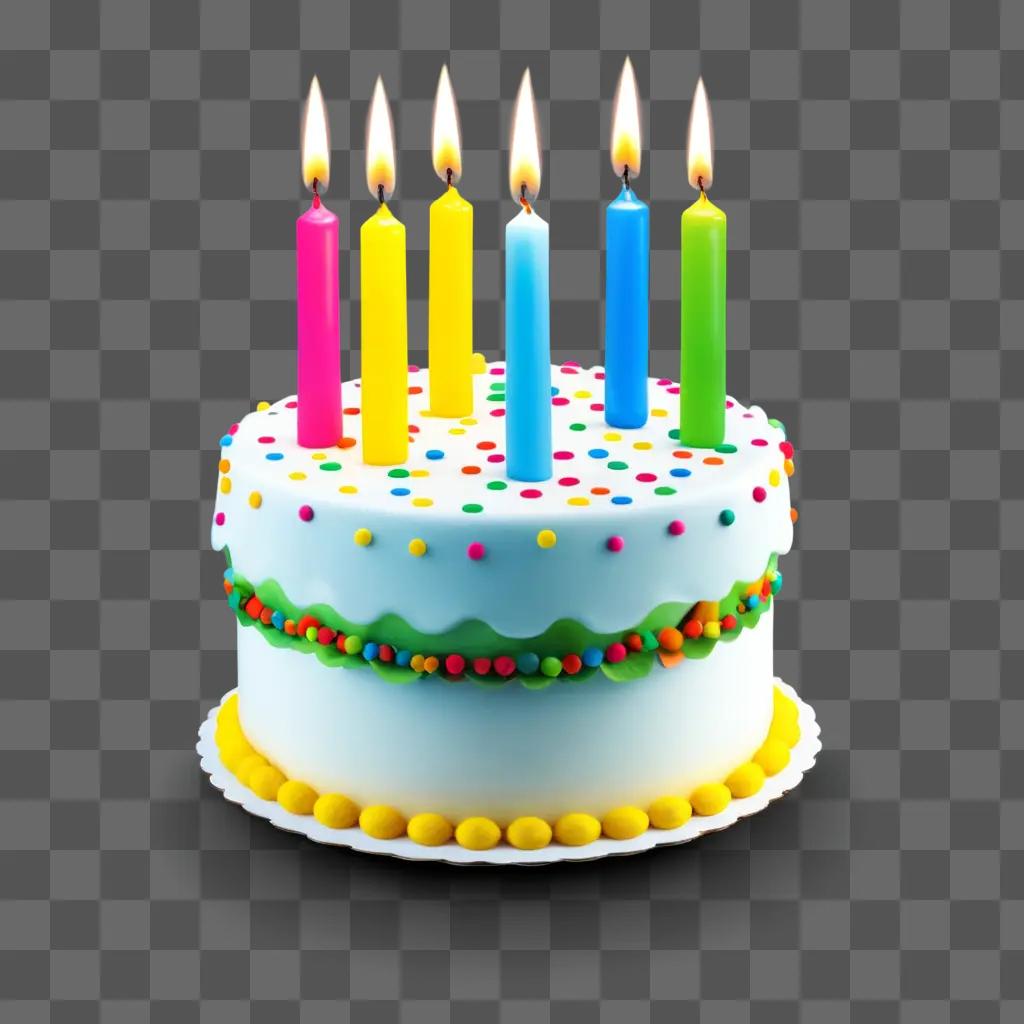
[773,688,798,723]
[408,538,427,557]
[219,477,231,494]
[248,765,287,801]
[234,754,268,786]
[753,737,791,776]
[602,806,649,841]
[470,352,487,373]
[449,427,466,435]
[339,485,358,494]
[311,452,327,461]
[410,469,429,477]
[313,793,360,830]
[455,817,501,851]
[770,718,801,749]
[703,621,721,639]
[407,813,453,847]
[604,432,622,442]
[222,694,238,719]
[460,417,477,426]
[690,783,732,817]
[769,469,781,487]
[410,654,425,672]
[248,491,262,509]
[567,497,590,507]
[218,458,231,473]
[289,471,307,481]
[648,796,692,830]
[359,805,407,840]
[412,497,433,508]
[633,441,653,450]
[506,817,553,850]
[536,529,557,549]
[353,527,373,546]
[651,408,668,417]
[277,780,318,816]
[256,401,270,411]
[554,813,601,847]
[574,390,592,399]
[726,762,766,799]
[219,739,252,772]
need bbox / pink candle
[296,76,342,448]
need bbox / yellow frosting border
[214,686,801,851]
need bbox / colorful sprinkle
[219,434,233,447]
[521,489,542,499]
[353,527,373,546]
[670,467,692,478]
[425,450,445,460]
[408,538,427,557]
[611,496,632,506]
[558,476,579,487]
[719,509,735,526]
[319,462,341,471]
[636,472,657,483]
[248,491,262,509]
[467,542,485,560]
[608,461,628,471]
[567,497,590,506]
[391,487,411,496]
[412,497,433,507]
[486,481,507,491]
[553,450,574,460]
[536,529,557,549]
[258,436,274,444]
[607,535,625,552]
[654,486,676,496]
[753,486,767,503]
[462,503,483,513]
[215,512,225,526]
[668,519,685,536]
[298,505,314,522]
[588,448,609,459]
[265,452,284,461]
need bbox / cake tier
[211,362,795,639]
[236,607,776,824]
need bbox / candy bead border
[197,680,821,865]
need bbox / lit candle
[505,69,551,483]
[360,77,408,466]
[605,57,649,429]
[296,77,342,448]
[680,78,726,448]
[428,66,474,418]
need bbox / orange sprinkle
[672,450,693,459]
[461,465,481,475]
[784,458,795,477]
[790,507,799,523]
[590,486,610,496]
[343,407,360,415]
[703,456,724,466]
[218,459,230,473]
[337,437,357,449]
[409,386,423,395]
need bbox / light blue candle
[604,183,649,428]
[505,206,552,482]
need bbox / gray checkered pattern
[1,0,1019,1018]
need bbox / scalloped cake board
[196,679,821,866]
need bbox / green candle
[680,78,726,449]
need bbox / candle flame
[508,69,541,204]
[366,76,396,201]
[301,76,330,192]
[611,57,641,180]
[432,65,462,185]
[687,77,713,191]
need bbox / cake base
[196,680,820,866]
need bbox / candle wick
[623,165,630,190]
[312,177,320,209]
[519,182,532,214]
[377,183,385,205]
[446,167,453,188]
[698,175,705,196]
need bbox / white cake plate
[197,679,821,866]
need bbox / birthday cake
[210,361,800,852]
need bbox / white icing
[237,607,775,824]
[212,363,794,636]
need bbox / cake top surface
[218,361,790,523]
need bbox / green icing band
[222,547,779,688]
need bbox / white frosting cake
[210,361,801,851]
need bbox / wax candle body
[680,192,727,448]
[505,208,552,482]
[428,186,473,417]
[296,200,342,447]
[360,204,409,465]
[604,184,649,429]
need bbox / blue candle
[505,206,552,482]
[505,69,552,483]
[604,56,648,429]
[605,184,649,428]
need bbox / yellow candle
[429,66,473,417]
[361,77,408,466]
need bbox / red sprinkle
[553,450,574,460]
[473,657,492,675]
[625,633,644,652]
[298,505,314,522]
[521,488,542,499]
[753,486,767,503]
[562,653,582,675]
[467,542,486,560]
[215,512,225,525]
[683,620,703,639]
[245,596,263,620]
[229,423,239,434]
[494,655,516,677]
[558,476,580,486]
[285,401,297,409]
[477,441,496,450]
[552,397,569,406]
[297,614,319,636]
[317,626,336,645]
[590,403,604,411]
[445,654,466,675]
[721,614,737,631]
[257,436,274,444]
[490,409,505,417]
[378,644,394,662]
[408,386,423,395]
[780,441,794,458]
[336,634,347,651]
[259,607,273,626]
[668,519,685,536]
[605,642,627,664]
[636,472,656,483]
[487,453,504,463]
[751,438,768,447]
[607,536,625,553]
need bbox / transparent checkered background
[1,0,1020,1019]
